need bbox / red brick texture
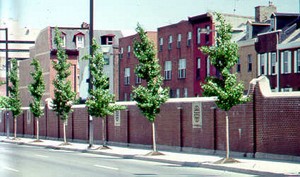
[1,82,300,157]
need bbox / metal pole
[276,32,280,92]
[88,0,94,148]
[5,28,9,139]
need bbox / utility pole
[88,0,94,148]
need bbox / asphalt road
[0,143,257,177]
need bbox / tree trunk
[102,118,106,146]
[14,118,17,139]
[152,122,157,152]
[63,120,67,144]
[36,118,39,141]
[225,111,230,159]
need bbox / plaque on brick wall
[114,110,121,126]
[192,102,202,128]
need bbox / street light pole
[88,0,94,148]
[0,28,9,138]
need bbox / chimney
[81,22,90,28]
[255,2,277,22]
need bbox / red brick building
[118,32,157,101]
[157,20,193,98]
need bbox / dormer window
[60,32,66,48]
[101,34,115,45]
[75,32,85,49]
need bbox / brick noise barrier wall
[1,76,300,159]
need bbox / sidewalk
[1,136,300,176]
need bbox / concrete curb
[0,140,288,176]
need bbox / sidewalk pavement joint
[1,136,300,176]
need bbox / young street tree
[132,24,169,155]
[52,28,76,145]
[84,39,125,149]
[28,58,45,142]
[201,13,249,163]
[9,58,22,140]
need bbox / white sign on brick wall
[114,110,121,126]
[192,102,202,128]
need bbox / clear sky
[0,0,299,32]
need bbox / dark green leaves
[132,24,169,123]
[28,58,45,118]
[85,39,125,118]
[52,27,76,120]
[9,58,22,118]
[201,13,249,111]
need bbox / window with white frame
[76,35,84,48]
[135,73,141,84]
[197,28,201,44]
[168,35,172,50]
[271,52,277,75]
[120,47,123,59]
[184,88,188,97]
[187,32,192,46]
[61,34,66,47]
[294,49,300,73]
[196,58,201,80]
[205,25,210,44]
[178,59,186,79]
[127,45,131,58]
[248,54,252,72]
[206,57,210,77]
[159,37,163,51]
[124,68,130,85]
[164,61,172,80]
[281,51,291,74]
[176,88,180,98]
[177,34,181,48]
[258,53,267,75]
[236,58,241,72]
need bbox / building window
[104,55,109,65]
[101,35,114,45]
[178,59,186,79]
[176,88,180,98]
[124,68,130,85]
[168,35,172,50]
[247,54,252,72]
[197,28,201,44]
[271,52,276,75]
[159,37,163,51]
[236,58,241,72]
[135,74,142,84]
[258,53,266,75]
[281,51,291,74]
[177,34,181,48]
[127,45,131,58]
[294,49,300,73]
[196,58,201,80]
[184,88,188,97]
[120,47,123,59]
[164,61,172,80]
[205,25,210,44]
[124,93,128,101]
[61,34,66,47]
[187,32,192,47]
[206,57,210,77]
[76,35,84,48]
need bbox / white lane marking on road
[94,164,119,171]
[35,154,48,158]
[3,166,19,172]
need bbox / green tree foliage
[52,27,76,144]
[85,39,125,147]
[201,13,249,162]
[132,24,169,153]
[28,58,45,141]
[9,58,22,139]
